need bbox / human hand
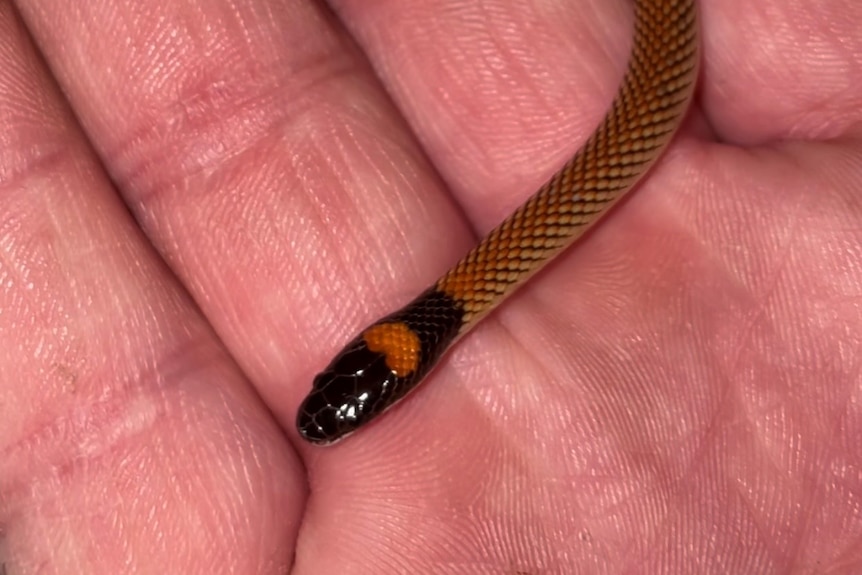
[1,0,860,573]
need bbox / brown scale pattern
[437,0,699,325]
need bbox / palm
[1,0,859,573]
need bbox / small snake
[297,0,700,445]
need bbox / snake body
[297,0,700,445]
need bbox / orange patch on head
[363,322,421,377]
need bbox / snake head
[296,337,402,445]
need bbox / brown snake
[297,0,700,445]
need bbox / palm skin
[0,0,860,573]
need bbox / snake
[296,0,700,445]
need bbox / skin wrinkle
[1,3,301,572]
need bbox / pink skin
[0,0,860,572]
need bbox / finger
[0,5,300,572]
[14,0,474,429]
[329,0,643,228]
[699,0,862,143]
[333,0,862,186]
